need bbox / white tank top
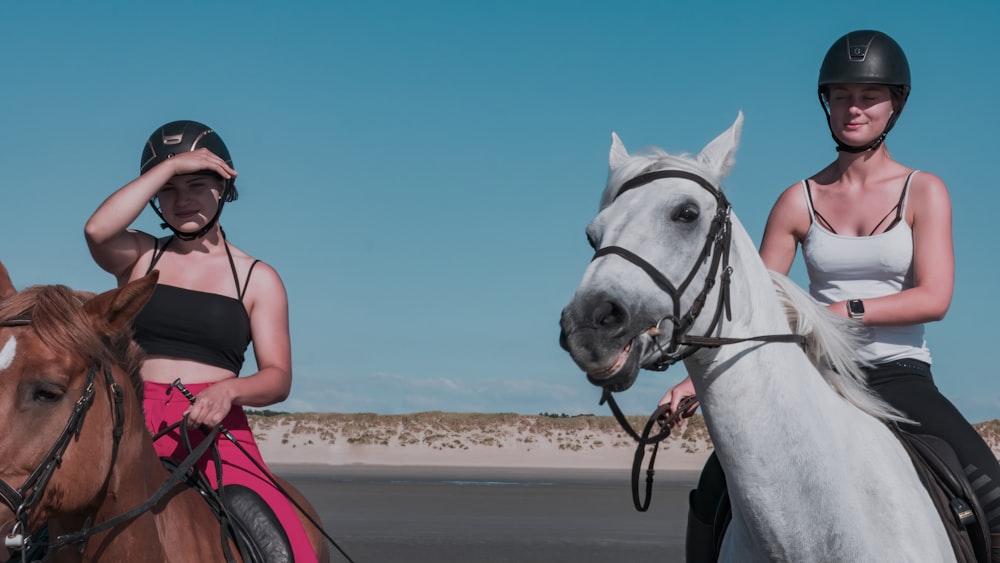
[800,171,931,364]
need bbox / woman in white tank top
[666,31,1000,562]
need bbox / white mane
[769,270,909,423]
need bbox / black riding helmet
[140,120,237,240]
[817,30,911,153]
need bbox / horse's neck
[687,239,838,467]
[686,219,843,456]
[89,427,227,561]
[42,431,170,562]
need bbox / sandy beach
[249,411,1000,470]
[249,411,716,470]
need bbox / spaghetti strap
[899,170,919,216]
[221,236,260,302]
[145,236,173,275]
[801,180,817,223]
[802,180,838,234]
[239,260,261,302]
[870,170,919,235]
[222,240,242,299]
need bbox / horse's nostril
[593,300,626,329]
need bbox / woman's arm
[759,183,810,275]
[84,149,236,283]
[234,262,293,406]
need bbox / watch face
[849,300,864,315]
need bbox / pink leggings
[144,382,317,563]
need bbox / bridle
[593,169,735,377]
[0,314,126,556]
[0,314,230,560]
[593,167,807,387]
[593,169,804,382]
[589,168,804,510]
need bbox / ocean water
[278,465,698,563]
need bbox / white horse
[558,113,954,562]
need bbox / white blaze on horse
[558,113,955,562]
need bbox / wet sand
[277,465,697,563]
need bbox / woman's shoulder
[907,170,951,213]
[763,180,813,240]
[909,169,947,190]
[770,180,811,215]
[224,247,284,293]
[124,231,168,280]
[247,260,283,285]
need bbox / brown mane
[0,284,146,401]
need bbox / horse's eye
[32,384,64,403]
[673,204,700,223]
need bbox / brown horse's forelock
[0,285,146,401]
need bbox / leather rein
[591,169,805,511]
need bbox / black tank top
[132,236,259,374]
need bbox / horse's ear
[697,111,743,178]
[609,131,630,170]
[84,271,159,335]
[0,261,15,300]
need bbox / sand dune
[250,412,1000,469]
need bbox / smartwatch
[847,299,865,320]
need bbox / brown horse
[0,262,331,562]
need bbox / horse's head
[560,113,743,392]
[0,262,156,534]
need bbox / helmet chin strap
[149,179,233,241]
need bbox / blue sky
[2,1,998,422]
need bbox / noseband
[0,314,126,554]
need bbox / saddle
[688,428,992,563]
[893,428,991,563]
[162,457,294,563]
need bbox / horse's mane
[768,271,910,424]
[602,148,725,209]
[0,285,146,401]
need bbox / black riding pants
[865,359,1000,532]
[691,359,1000,532]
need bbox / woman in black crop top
[85,120,319,562]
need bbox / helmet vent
[163,133,184,145]
[849,45,868,60]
